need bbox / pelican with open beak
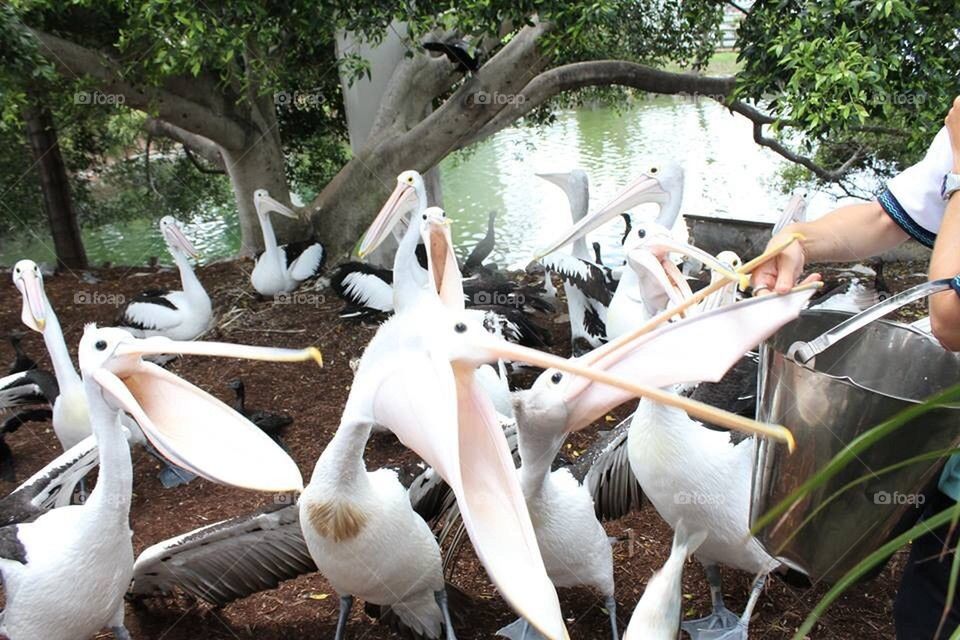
[534,163,685,260]
[250,189,326,297]
[0,326,319,640]
[117,216,213,341]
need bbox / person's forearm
[929,186,960,351]
[784,201,909,264]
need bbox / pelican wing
[0,436,98,526]
[286,241,326,281]
[331,263,395,313]
[0,369,57,409]
[118,291,182,332]
[130,503,314,606]
[574,419,644,522]
[540,253,613,306]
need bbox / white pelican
[116,216,213,341]
[330,170,429,315]
[535,170,614,356]
[625,521,707,640]
[250,189,326,296]
[0,326,312,640]
[605,263,818,639]
[535,163,687,267]
[13,259,91,451]
[12,259,196,488]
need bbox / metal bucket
[751,279,960,583]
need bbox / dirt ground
[0,257,930,640]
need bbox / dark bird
[464,210,497,273]
[422,40,480,73]
[227,379,293,446]
[7,334,36,375]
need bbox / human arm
[751,201,908,294]
[928,97,960,351]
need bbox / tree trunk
[221,139,305,256]
[21,97,88,270]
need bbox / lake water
[1,96,871,268]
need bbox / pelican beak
[641,237,749,291]
[358,348,569,640]
[258,193,298,219]
[17,269,46,333]
[165,223,200,260]
[626,249,689,316]
[358,183,419,258]
[533,173,665,259]
[423,216,464,310]
[465,289,821,449]
[95,338,321,492]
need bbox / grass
[664,50,742,76]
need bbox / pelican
[608,259,818,639]
[625,521,707,640]
[12,259,195,488]
[534,163,687,268]
[330,170,429,315]
[250,189,326,296]
[0,326,313,640]
[535,170,613,356]
[13,259,92,451]
[116,216,213,341]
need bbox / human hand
[946,96,960,172]
[750,230,821,296]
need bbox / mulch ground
[0,256,931,640]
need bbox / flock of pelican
[0,165,825,640]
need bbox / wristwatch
[941,173,960,200]
[952,274,960,298]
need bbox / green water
[0,96,866,267]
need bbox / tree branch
[143,118,226,171]
[30,29,249,148]
[728,101,862,181]
[456,60,736,149]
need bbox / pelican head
[253,189,298,219]
[12,259,47,333]
[536,169,589,222]
[79,325,322,493]
[357,170,427,258]
[534,162,684,259]
[159,216,199,260]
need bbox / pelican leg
[435,589,458,640]
[496,617,547,640]
[681,564,739,639]
[711,573,767,640]
[108,603,131,639]
[334,594,353,640]
[604,595,619,640]
[110,626,132,640]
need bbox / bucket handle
[788,277,954,365]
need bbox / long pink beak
[358,183,419,258]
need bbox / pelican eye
[422,214,428,220]
[95,340,108,351]
[454,322,467,333]
[551,372,563,384]
[637,228,646,238]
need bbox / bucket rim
[765,311,960,407]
